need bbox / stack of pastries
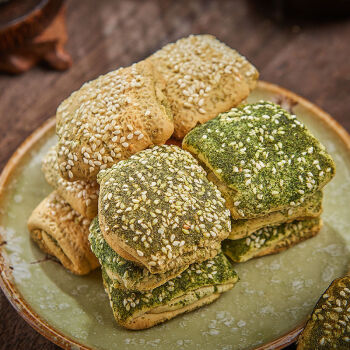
[27,146,100,275]
[182,101,335,263]
[27,34,336,331]
[89,145,238,329]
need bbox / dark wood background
[0,1,349,349]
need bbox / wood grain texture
[0,0,349,349]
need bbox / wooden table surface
[0,1,349,349]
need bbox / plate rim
[0,81,349,350]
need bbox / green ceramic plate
[1,81,349,350]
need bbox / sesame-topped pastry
[102,252,238,330]
[27,192,99,275]
[97,145,231,274]
[297,275,350,349]
[183,101,335,219]
[56,60,174,182]
[149,34,259,139]
[229,191,323,240]
[89,218,187,291]
[42,146,99,219]
[222,217,321,263]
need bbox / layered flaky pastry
[27,191,99,275]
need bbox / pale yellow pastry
[27,191,99,275]
[42,146,99,219]
[56,60,174,181]
[149,34,258,139]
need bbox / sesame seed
[137,250,144,257]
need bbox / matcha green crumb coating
[89,218,187,291]
[183,101,335,219]
[97,145,231,274]
[297,275,350,349]
[229,190,323,239]
[102,252,238,324]
[223,217,321,263]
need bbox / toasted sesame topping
[149,34,258,138]
[42,147,99,216]
[56,61,174,181]
[183,101,335,219]
[223,217,321,263]
[297,274,350,348]
[98,145,231,274]
[101,251,238,322]
[44,192,91,228]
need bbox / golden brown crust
[27,191,99,275]
[149,34,259,139]
[42,146,99,219]
[56,60,174,181]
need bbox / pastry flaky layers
[57,60,174,182]
[56,35,258,182]
[97,145,231,275]
[42,146,99,219]
[27,192,99,275]
[222,217,322,263]
[183,101,335,222]
[101,252,238,330]
[229,190,323,240]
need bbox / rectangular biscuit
[222,217,322,263]
[229,190,323,239]
[97,145,231,275]
[183,101,335,219]
[56,60,174,181]
[102,252,238,330]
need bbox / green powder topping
[89,218,186,290]
[102,251,238,322]
[229,190,323,239]
[98,145,231,273]
[298,275,350,348]
[222,217,321,263]
[183,101,335,219]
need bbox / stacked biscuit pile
[89,145,238,329]
[27,34,337,332]
[27,34,257,327]
[183,101,335,263]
